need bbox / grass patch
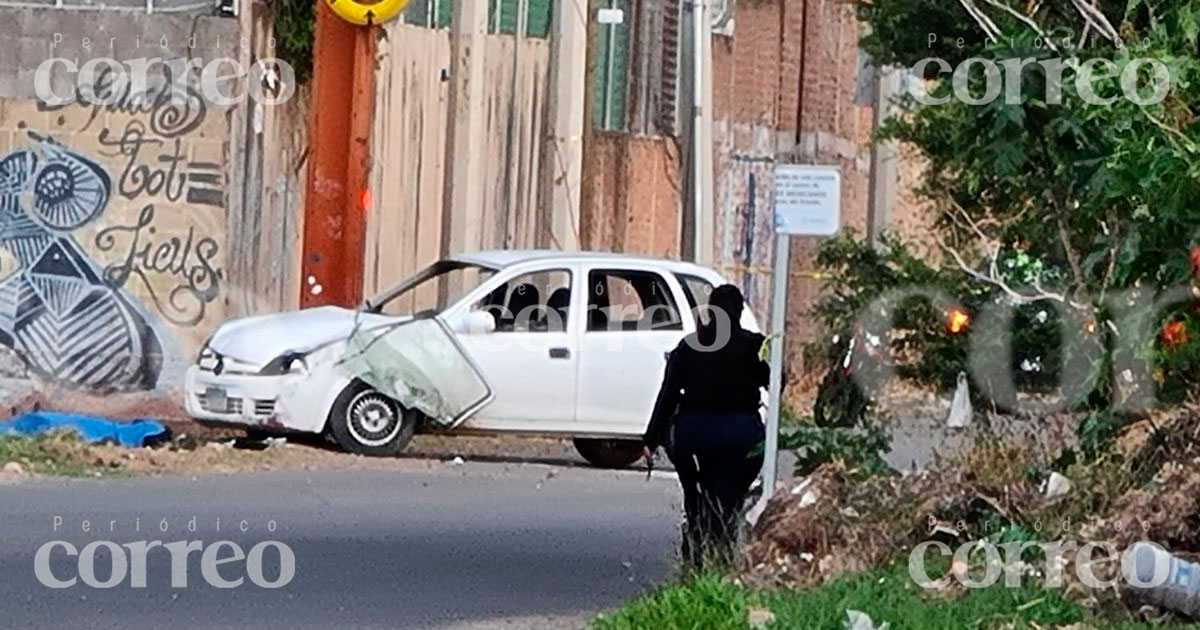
[593,565,1187,630]
[0,430,103,476]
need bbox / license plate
[205,386,228,412]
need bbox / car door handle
[549,347,571,359]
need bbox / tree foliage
[856,0,1200,407]
[274,0,315,85]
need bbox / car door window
[586,270,682,332]
[472,270,571,332]
[676,274,715,308]
[675,273,716,325]
[375,263,494,317]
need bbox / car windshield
[366,261,496,317]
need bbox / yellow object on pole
[325,0,408,26]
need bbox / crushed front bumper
[184,366,300,430]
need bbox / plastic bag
[946,371,972,428]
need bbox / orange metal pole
[301,2,376,307]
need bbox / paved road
[0,462,681,630]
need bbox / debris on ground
[1043,472,1073,499]
[747,401,1200,623]
[2,461,24,475]
[945,372,972,428]
[844,609,889,630]
[1121,542,1200,619]
[747,606,775,629]
[747,461,992,587]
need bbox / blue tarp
[0,412,168,448]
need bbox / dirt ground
[0,432,595,485]
[0,377,600,479]
[51,433,586,478]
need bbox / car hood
[206,306,405,367]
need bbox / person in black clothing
[642,284,768,566]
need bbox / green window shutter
[404,0,429,26]
[406,0,543,32]
[489,0,551,36]
[525,0,551,37]
[404,0,452,27]
[591,0,630,130]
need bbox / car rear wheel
[328,383,416,456]
[572,438,643,469]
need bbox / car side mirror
[459,310,497,334]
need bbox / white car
[185,250,759,467]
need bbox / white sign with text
[773,165,841,236]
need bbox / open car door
[336,318,493,428]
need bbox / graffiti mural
[0,64,230,391]
[0,138,163,390]
[715,141,775,321]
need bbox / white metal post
[760,232,790,504]
[690,0,713,265]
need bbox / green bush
[811,232,1074,402]
[778,425,891,477]
[273,0,315,85]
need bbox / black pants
[667,410,765,566]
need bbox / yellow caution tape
[714,262,832,280]
[758,332,783,361]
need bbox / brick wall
[711,0,875,385]
[585,0,906,389]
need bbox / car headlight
[197,343,219,370]
[260,352,308,376]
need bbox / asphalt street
[0,462,681,630]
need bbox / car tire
[328,382,416,456]
[572,438,643,469]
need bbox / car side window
[472,270,572,332]
[675,273,716,325]
[676,274,714,309]
[586,270,683,332]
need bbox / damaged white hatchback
[184,250,759,467]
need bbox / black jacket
[642,328,769,450]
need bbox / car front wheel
[328,382,415,456]
[572,438,643,469]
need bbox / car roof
[448,249,720,277]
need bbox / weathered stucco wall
[364,23,552,297]
[889,143,940,261]
[581,132,681,257]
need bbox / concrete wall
[0,7,305,398]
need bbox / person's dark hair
[697,284,745,347]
